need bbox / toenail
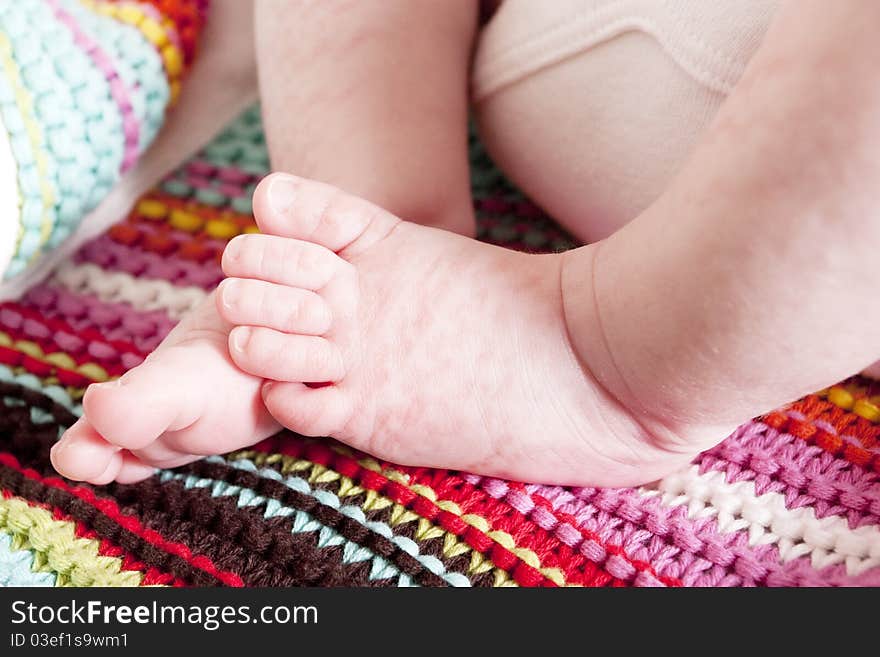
[220,279,239,310]
[266,175,298,216]
[89,378,123,392]
[231,326,251,352]
[223,236,242,262]
[51,439,70,457]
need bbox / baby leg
[256,0,477,235]
[473,0,778,243]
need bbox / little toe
[114,453,159,484]
[88,451,124,486]
[262,381,354,438]
[222,233,342,291]
[51,417,120,482]
[229,326,345,382]
[217,278,332,335]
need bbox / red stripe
[0,301,145,382]
[404,467,670,587]
[0,453,243,586]
[764,395,880,472]
[509,483,682,587]
[250,437,628,587]
[1,488,183,586]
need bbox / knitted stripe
[77,234,223,289]
[107,475,414,587]
[819,382,880,424]
[651,466,880,578]
[51,261,207,319]
[764,397,880,472]
[229,450,516,587]
[402,466,621,586]
[22,284,175,353]
[0,382,409,588]
[180,455,472,586]
[697,420,880,528]
[249,437,616,587]
[70,0,171,146]
[0,378,81,422]
[0,454,243,586]
[86,0,186,103]
[132,192,258,237]
[1,300,146,366]
[0,324,127,387]
[0,531,56,586]
[450,474,680,587]
[49,0,141,173]
[162,460,455,587]
[0,492,146,586]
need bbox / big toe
[51,417,120,482]
[82,359,202,452]
[252,173,399,255]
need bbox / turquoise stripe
[0,532,57,587]
[0,364,83,418]
[161,456,471,587]
[58,0,169,150]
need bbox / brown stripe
[224,454,496,586]
[0,462,224,586]
[111,477,403,586]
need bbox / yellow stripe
[0,331,111,384]
[0,33,55,249]
[0,495,148,586]
[819,384,880,422]
[80,0,185,103]
[340,447,570,586]
[231,450,519,587]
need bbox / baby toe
[217,278,332,335]
[88,451,125,486]
[262,381,354,438]
[51,417,120,482]
[221,233,342,291]
[251,173,399,254]
[114,453,159,484]
[229,326,345,382]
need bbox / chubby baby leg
[256,0,477,235]
[473,0,778,242]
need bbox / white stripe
[643,466,880,575]
[50,261,206,320]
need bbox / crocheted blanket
[2,3,880,588]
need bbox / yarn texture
[1,1,879,588]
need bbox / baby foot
[50,294,281,484]
[218,173,708,486]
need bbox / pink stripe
[22,283,176,353]
[50,0,140,173]
[74,235,223,289]
[697,420,880,528]
[467,475,773,586]
[463,459,880,586]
